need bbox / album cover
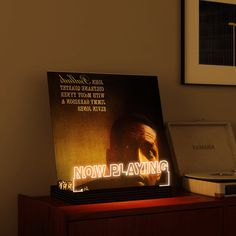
[47,72,170,192]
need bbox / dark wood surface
[18,193,236,236]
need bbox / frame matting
[181,0,236,86]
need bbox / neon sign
[72,160,170,192]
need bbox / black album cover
[47,72,170,192]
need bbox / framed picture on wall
[181,0,236,85]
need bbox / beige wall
[1,0,236,235]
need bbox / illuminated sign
[73,160,170,192]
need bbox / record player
[167,121,236,197]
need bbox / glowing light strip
[159,160,171,187]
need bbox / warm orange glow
[228,22,236,26]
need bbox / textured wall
[1,0,236,235]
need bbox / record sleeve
[47,72,171,193]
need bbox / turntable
[167,122,236,197]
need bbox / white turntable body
[167,122,236,197]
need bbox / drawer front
[225,206,236,236]
[68,207,223,236]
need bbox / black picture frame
[181,0,236,86]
